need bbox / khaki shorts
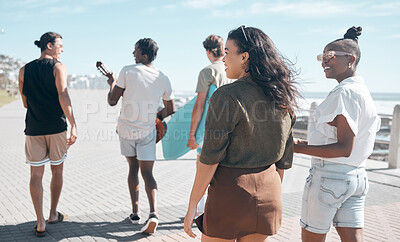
[25,131,68,166]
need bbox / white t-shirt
[308,76,381,167]
[116,64,174,139]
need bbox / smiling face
[47,38,63,60]
[222,39,249,79]
[322,42,355,83]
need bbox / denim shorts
[119,129,156,161]
[300,159,369,234]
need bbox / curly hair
[136,38,159,63]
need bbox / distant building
[67,74,109,89]
[0,54,25,90]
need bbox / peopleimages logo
[80,99,285,124]
[77,98,290,142]
[80,128,119,142]
[162,129,229,141]
[80,100,159,123]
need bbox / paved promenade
[1,89,400,241]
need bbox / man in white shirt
[106,38,174,234]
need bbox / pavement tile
[1,91,400,241]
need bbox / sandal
[48,212,66,224]
[34,225,46,237]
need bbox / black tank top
[23,58,67,135]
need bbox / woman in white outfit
[294,26,381,242]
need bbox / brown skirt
[195,164,282,239]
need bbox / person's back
[346,78,380,161]
[106,38,174,234]
[197,61,230,90]
[23,58,66,135]
[117,63,172,139]
[18,31,77,237]
[206,76,294,169]
[184,26,300,241]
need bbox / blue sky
[0,0,399,93]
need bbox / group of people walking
[18,25,380,242]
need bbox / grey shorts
[119,129,156,161]
[25,131,68,166]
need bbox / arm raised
[106,74,124,106]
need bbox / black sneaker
[141,213,159,234]
[128,213,140,224]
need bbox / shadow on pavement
[1,217,187,241]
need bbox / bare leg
[301,228,327,242]
[30,165,45,232]
[237,233,268,242]
[336,227,364,242]
[48,163,64,222]
[139,160,157,214]
[196,155,201,170]
[201,234,235,242]
[126,156,140,213]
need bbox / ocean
[174,91,400,116]
[173,91,399,158]
[301,92,400,115]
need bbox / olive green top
[199,75,295,169]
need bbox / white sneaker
[141,213,159,234]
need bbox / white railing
[294,102,400,168]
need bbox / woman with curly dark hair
[294,27,381,242]
[184,26,299,241]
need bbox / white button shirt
[308,76,381,167]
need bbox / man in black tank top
[18,32,77,237]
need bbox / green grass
[0,89,18,107]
